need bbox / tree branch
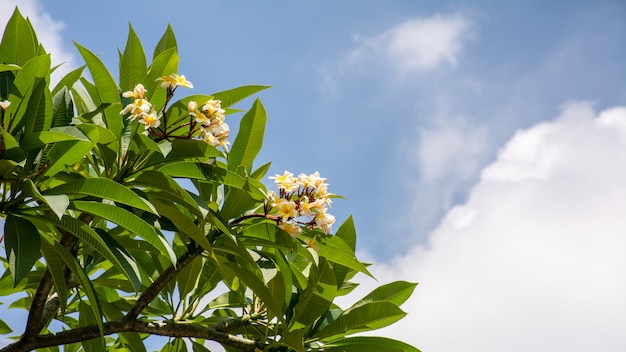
[0,318,264,352]
[125,244,204,321]
[23,213,93,337]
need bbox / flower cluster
[188,99,230,150]
[268,171,335,236]
[120,83,158,129]
[120,74,194,131]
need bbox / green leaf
[148,199,212,254]
[331,216,358,288]
[21,179,70,219]
[6,55,51,134]
[351,281,417,309]
[23,76,53,135]
[164,138,224,161]
[336,215,357,252]
[211,85,271,109]
[0,70,15,109]
[322,336,421,352]
[3,214,41,287]
[313,302,407,341]
[0,126,25,161]
[44,177,157,214]
[41,139,95,177]
[52,242,104,343]
[51,65,85,96]
[318,236,372,278]
[191,341,212,352]
[70,200,175,267]
[129,170,201,216]
[177,255,202,299]
[228,98,267,173]
[153,24,177,59]
[51,86,74,128]
[20,126,90,151]
[221,262,285,322]
[0,318,12,334]
[0,63,21,72]
[290,257,337,331]
[119,24,147,91]
[39,239,68,312]
[0,8,39,66]
[95,229,143,292]
[31,214,142,289]
[7,53,49,99]
[74,41,122,139]
[145,48,178,107]
[250,161,272,180]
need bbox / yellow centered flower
[270,171,298,192]
[139,111,160,129]
[299,196,314,217]
[202,100,225,119]
[121,98,152,120]
[157,73,193,89]
[122,84,147,99]
[315,209,335,234]
[274,198,298,221]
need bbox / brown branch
[23,213,93,337]
[125,244,203,320]
[0,318,264,352]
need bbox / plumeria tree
[0,7,419,352]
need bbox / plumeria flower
[298,172,326,189]
[314,208,335,234]
[274,198,299,221]
[188,101,198,116]
[139,110,160,130]
[202,100,225,118]
[122,84,147,99]
[270,171,299,193]
[279,222,302,237]
[201,128,221,147]
[298,196,314,217]
[210,121,230,139]
[120,98,152,120]
[314,183,333,204]
[190,101,211,125]
[0,100,11,110]
[157,73,193,89]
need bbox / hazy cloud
[351,13,474,73]
[416,119,488,181]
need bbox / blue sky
[1,1,625,351]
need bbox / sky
[1,0,625,351]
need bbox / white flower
[0,100,11,110]
[139,111,160,129]
[122,84,147,99]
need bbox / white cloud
[0,0,77,83]
[352,13,474,73]
[352,102,626,351]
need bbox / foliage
[0,7,419,352]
